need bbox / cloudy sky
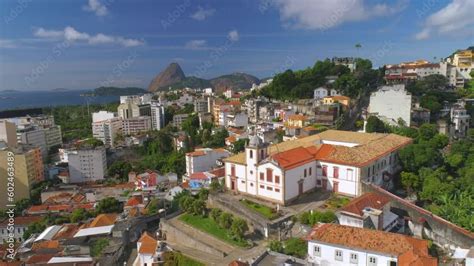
[0,0,473,90]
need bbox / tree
[365,116,387,133]
[210,179,222,192]
[283,238,307,258]
[179,195,194,213]
[70,208,92,223]
[191,199,206,216]
[209,208,222,222]
[334,73,361,97]
[230,218,248,240]
[107,161,133,182]
[420,95,442,115]
[197,188,209,200]
[96,197,122,214]
[401,171,421,195]
[269,240,284,253]
[232,138,248,153]
[418,123,437,141]
[218,212,233,229]
[419,168,455,203]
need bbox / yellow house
[322,96,351,107]
[452,50,474,68]
[285,114,308,128]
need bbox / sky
[0,0,473,91]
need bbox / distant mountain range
[90,86,147,96]
[147,62,260,94]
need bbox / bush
[230,218,248,240]
[191,199,206,216]
[299,210,336,225]
[209,208,222,222]
[218,212,233,229]
[269,240,283,253]
[283,238,307,258]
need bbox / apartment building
[122,116,152,135]
[150,102,165,131]
[67,146,107,183]
[0,143,44,207]
[92,118,123,147]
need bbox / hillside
[147,63,260,93]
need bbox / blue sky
[0,0,473,91]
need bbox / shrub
[218,212,233,229]
[230,218,248,240]
[210,208,222,222]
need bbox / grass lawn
[325,194,351,210]
[240,199,280,220]
[162,251,205,266]
[179,213,249,247]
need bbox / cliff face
[210,73,260,94]
[148,63,186,92]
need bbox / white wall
[284,161,317,202]
[318,161,360,197]
[369,85,412,125]
[308,241,398,266]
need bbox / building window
[309,167,312,175]
[350,253,358,264]
[347,169,353,181]
[250,183,254,187]
[250,170,253,175]
[260,185,264,189]
[314,245,321,257]
[260,149,264,159]
[316,179,321,186]
[231,165,236,176]
[260,173,264,181]
[368,256,377,266]
[275,188,280,192]
[267,186,273,191]
[275,175,280,184]
[241,180,245,184]
[266,168,273,182]
[322,166,327,177]
[304,169,307,177]
[368,167,371,177]
[249,150,253,159]
[335,250,343,261]
[334,167,339,179]
[389,261,397,266]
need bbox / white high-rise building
[68,146,107,183]
[92,118,123,147]
[150,102,165,130]
[92,111,115,123]
[368,84,412,126]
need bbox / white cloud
[0,39,16,49]
[416,0,474,40]
[33,26,144,47]
[190,6,215,21]
[185,39,207,49]
[83,0,108,16]
[272,0,408,30]
[228,30,239,42]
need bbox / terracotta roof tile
[340,192,391,216]
[0,216,41,227]
[89,214,117,228]
[307,224,436,264]
[25,254,55,264]
[32,240,60,251]
[138,232,157,254]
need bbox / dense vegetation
[91,86,147,96]
[395,124,474,232]
[43,103,119,142]
[240,199,280,220]
[298,210,336,226]
[269,238,307,258]
[260,58,383,100]
[162,251,205,266]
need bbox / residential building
[224,130,411,205]
[185,148,231,177]
[173,114,189,129]
[451,102,471,138]
[194,98,209,113]
[0,120,17,148]
[134,232,164,266]
[118,100,140,119]
[0,143,44,207]
[17,125,62,158]
[0,216,42,242]
[227,112,248,128]
[68,146,107,183]
[332,57,356,72]
[313,87,340,99]
[138,104,151,117]
[336,192,400,231]
[150,102,165,130]
[92,118,122,147]
[306,223,436,265]
[285,114,309,129]
[411,106,431,127]
[92,111,115,123]
[122,116,152,135]
[368,84,412,126]
[322,96,351,108]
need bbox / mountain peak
[148,62,186,92]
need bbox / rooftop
[307,223,436,265]
[138,231,157,254]
[89,213,118,228]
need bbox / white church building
[224,130,411,205]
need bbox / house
[224,130,411,205]
[134,232,159,266]
[336,192,400,232]
[313,87,340,99]
[73,214,117,238]
[306,223,437,266]
[322,95,351,108]
[226,112,248,128]
[285,114,309,129]
[0,216,42,242]
[187,167,225,190]
[185,148,231,177]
